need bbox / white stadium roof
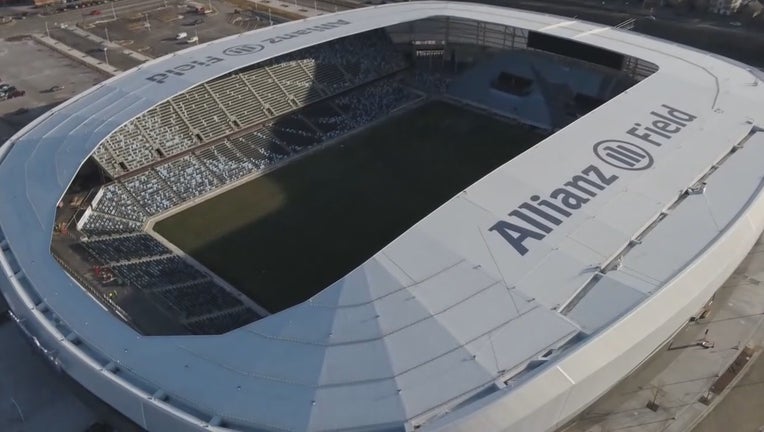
[1,2,764,431]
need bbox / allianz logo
[593,140,653,171]
[490,104,697,256]
[223,44,265,56]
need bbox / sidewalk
[562,234,764,432]
[67,24,153,62]
[678,349,761,432]
[244,0,326,19]
[32,33,121,76]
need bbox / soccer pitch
[154,100,545,313]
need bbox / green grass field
[155,100,544,313]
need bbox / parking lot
[86,0,254,58]
[0,37,106,143]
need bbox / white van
[175,32,188,40]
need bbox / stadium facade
[1,2,764,431]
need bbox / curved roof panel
[1,2,763,431]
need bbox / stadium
[1,1,764,431]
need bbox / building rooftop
[0,2,763,431]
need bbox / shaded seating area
[491,71,534,96]
[82,234,171,263]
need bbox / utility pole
[104,26,110,43]
[44,20,50,38]
[103,46,109,66]
[111,1,116,20]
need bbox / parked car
[0,83,11,92]
[7,89,25,99]
[0,85,16,99]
